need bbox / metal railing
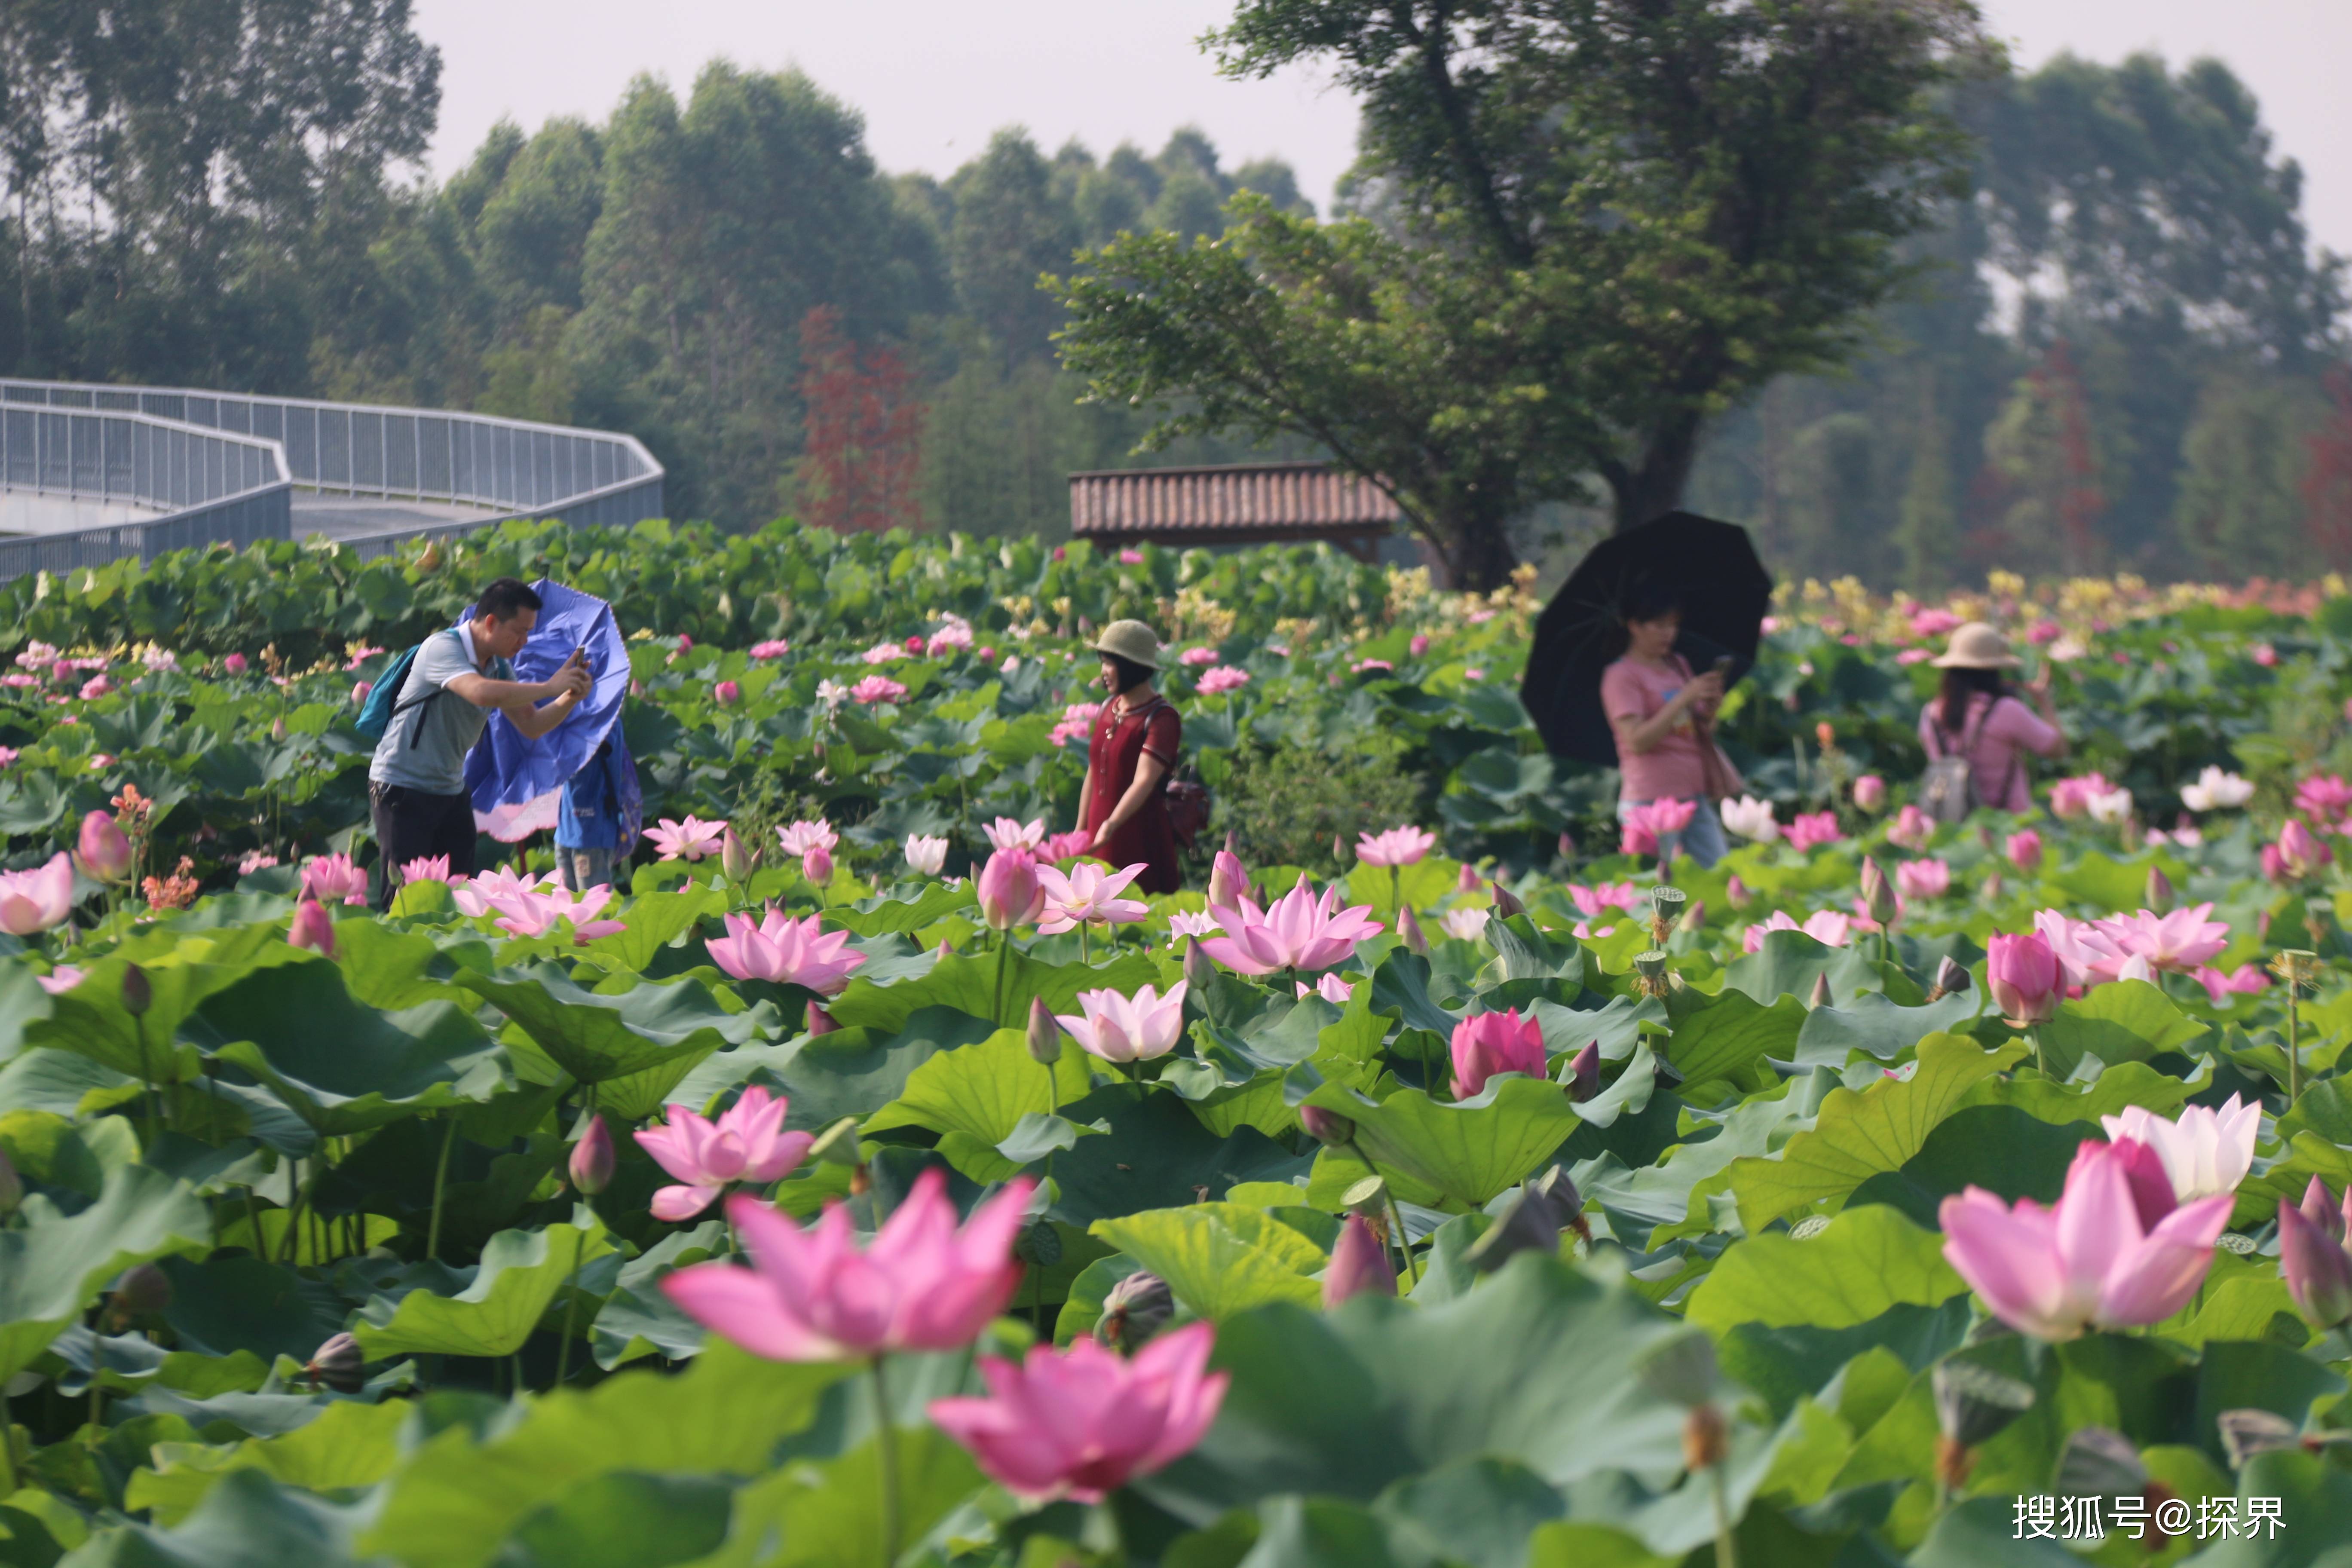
[0,401,294,580]
[0,378,666,573]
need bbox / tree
[795,305,925,534]
[1056,0,1988,587]
[948,130,1078,367]
[2303,368,2352,572]
[1897,371,1959,593]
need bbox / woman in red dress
[1077,619,1182,894]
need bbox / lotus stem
[554,1221,585,1390]
[871,1356,902,1567]
[1710,1459,1739,1568]
[426,1113,459,1263]
[2288,983,2302,1104]
[1384,1188,1421,1288]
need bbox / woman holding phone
[1599,586,1741,868]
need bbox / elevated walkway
[0,381,665,577]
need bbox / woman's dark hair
[1102,652,1155,693]
[475,577,543,622]
[1938,666,2007,734]
[1608,583,1685,660]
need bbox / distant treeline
[0,4,2343,584]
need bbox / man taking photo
[369,577,591,906]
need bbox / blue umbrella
[465,579,638,844]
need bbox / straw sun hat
[1092,619,1164,669]
[1929,621,2021,670]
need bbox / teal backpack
[355,631,456,745]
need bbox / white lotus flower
[2101,1094,2260,1204]
[1719,795,1780,843]
[2180,766,2254,813]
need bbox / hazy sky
[415,0,2352,258]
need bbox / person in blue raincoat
[556,735,640,892]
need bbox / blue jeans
[1617,797,1728,870]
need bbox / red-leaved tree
[2304,365,2352,571]
[797,306,925,534]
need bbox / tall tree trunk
[1437,505,1519,594]
[1605,409,1708,533]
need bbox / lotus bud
[1860,856,1899,928]
[1182,932,1215,994]
[1925,955,1969,1002]
[1208,849,1247,908]
[1298,1105,1355,1148]
[1399,904,1429,956]
[1456,863,1480,893]
[1807,971,1833,1010]
[2300,1177,2346,1244]
[1725,875,1751,912]
[1681,900,1703,933]
[568,1115,615,1195]
[2279,1198,2352,1328]
[802,844,832,885]
[0,1148,19,1216]
[1564,1040,1600,1102]
[1223,829,1238,857]
[1026,996,1060,1066]
[1323,1213,1397,1307]
[1556,830,1576,860]
[721,826,755,884]
[121,963,152,1017]
[110,1262,172,1319]
[1334,833,1347,864]
[805,1001,837,1035]
[1491,880,1525,920]
[76,809,133,883]
[306,1332,367,1395]
[1096,1269,1175,1352]
[270,716,288,743]
[1980,871,2003,905]
[2145,866,2174,915]
[288,896,337,957]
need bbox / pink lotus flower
[1785,812,1842,851]
[635,1087,817,1221]
[982,816,1047,852]
[1987,931,2061,1023]
[2092,903,2229,975]
[850,675,907,705]
[1041,827,1094,864]
[2193,963,2266,1002]
[76,810,132,883]
[1177,647,1219,667]
[2252,642,2279,668]
[928,1321,1227,1504]
[749,640,790,659]
[1057,982,1189,1063]
[2049,773,2116,821]
[1939,1137,2233,1341]
[860,640,902,665]
[1118,547,1145,564]
[2270,818,2333,882]
[977,847,1046,930]
[1886,804,1934,850]
[2033,909,2136,988]
[1910,608,1961,639]
[238,851,279,876]
[1048,701,1102,747]
[1037,861,1151,932]
[1351,658,1393,675]
[37,964,85,995]
[289,896,337,957]
[1196,666,1250,695]
[1456,863,1481,892]
[1408,633,1430,658]
[2006,829,2043,872]
[1323,1213,1395,1306]
[644,816,729,861]
[1631,798,1697,840]
[665,1167,1033,1357]
[1895,858,1950,901]
[775,819,838,858]
[1438,907,1489,942]
[487,885,628,942]
[904,834,949,876]
[450,866,560,919]
[1355,826,1435,867]
[707,906,868,993]
[1449,1008,1546,1097]
[2099,1095,2259,1204]
[1568,881,1643,919]
[713,679,741,705]
[2279,1196,2352,1327]
[801,844,833,884]
[1297,972,1354,1003]
[223,653,248,674]
[2025,619,2061,645]
[351,680,372,705]
[400,854,453,885]
[300,852,369,906]
[1197,874,1384,975]
[1740,910,1852,952]
[0,852,75,935]
[2296,775,2352,822]
[78,674,112,701]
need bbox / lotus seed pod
[1096,1269,1175,1351]
[307,1332,366,1395]
[112,1262,172,1317]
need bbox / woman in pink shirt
[1601,588,1740,867]
[1921,622,2065,812]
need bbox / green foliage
[1212,736,1426,881]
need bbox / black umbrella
[1521,511,1773,767]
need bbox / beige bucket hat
[1929,621,2022,669]
[1092,619,1164,669]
